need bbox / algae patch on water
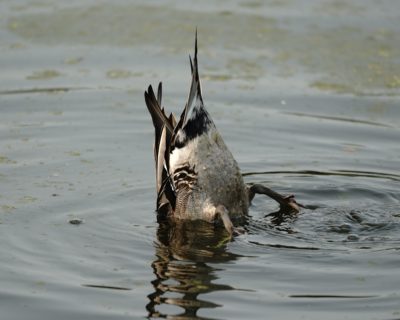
[64,57,83,65]
[203,74,233,82]
[226,58,264,80]
[26,70,61,80]
[17,196,37,204]
[7,3,400,95]
[66,151,81,157]
[0,155,17,164]
[6,4,279,50]
[310,81,354,94]
[1,205,16,213]
[106,69,142,79]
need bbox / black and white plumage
[145,33,300,235]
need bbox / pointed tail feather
[183,30,204,125]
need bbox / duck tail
[183,29,205,125]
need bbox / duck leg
[248,184,303,213]
[215,205,234,236]
[215,205,246,237]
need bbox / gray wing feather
[156,125,167,193]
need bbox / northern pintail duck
[145,33,300,235]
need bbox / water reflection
[147,220,242,319]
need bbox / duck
[144,32,300,236]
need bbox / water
[1,1,400,319]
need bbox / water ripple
[243,169,400,182]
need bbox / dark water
[1,1,400,319]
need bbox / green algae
[6,4,279,49]
[0,155,17,164]
[6,3,400,95]
[17,196,37,204]
[1,205,16,213]
[310,81,354,94]
[64,57,83,65]
[26,70,61,80]
[66,151,81,157]
[106,69,142,79]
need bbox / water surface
[1,1,400,319]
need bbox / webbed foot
[248,184,304,213]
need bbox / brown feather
[144,83,176,217]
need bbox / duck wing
[144,83,176,218]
